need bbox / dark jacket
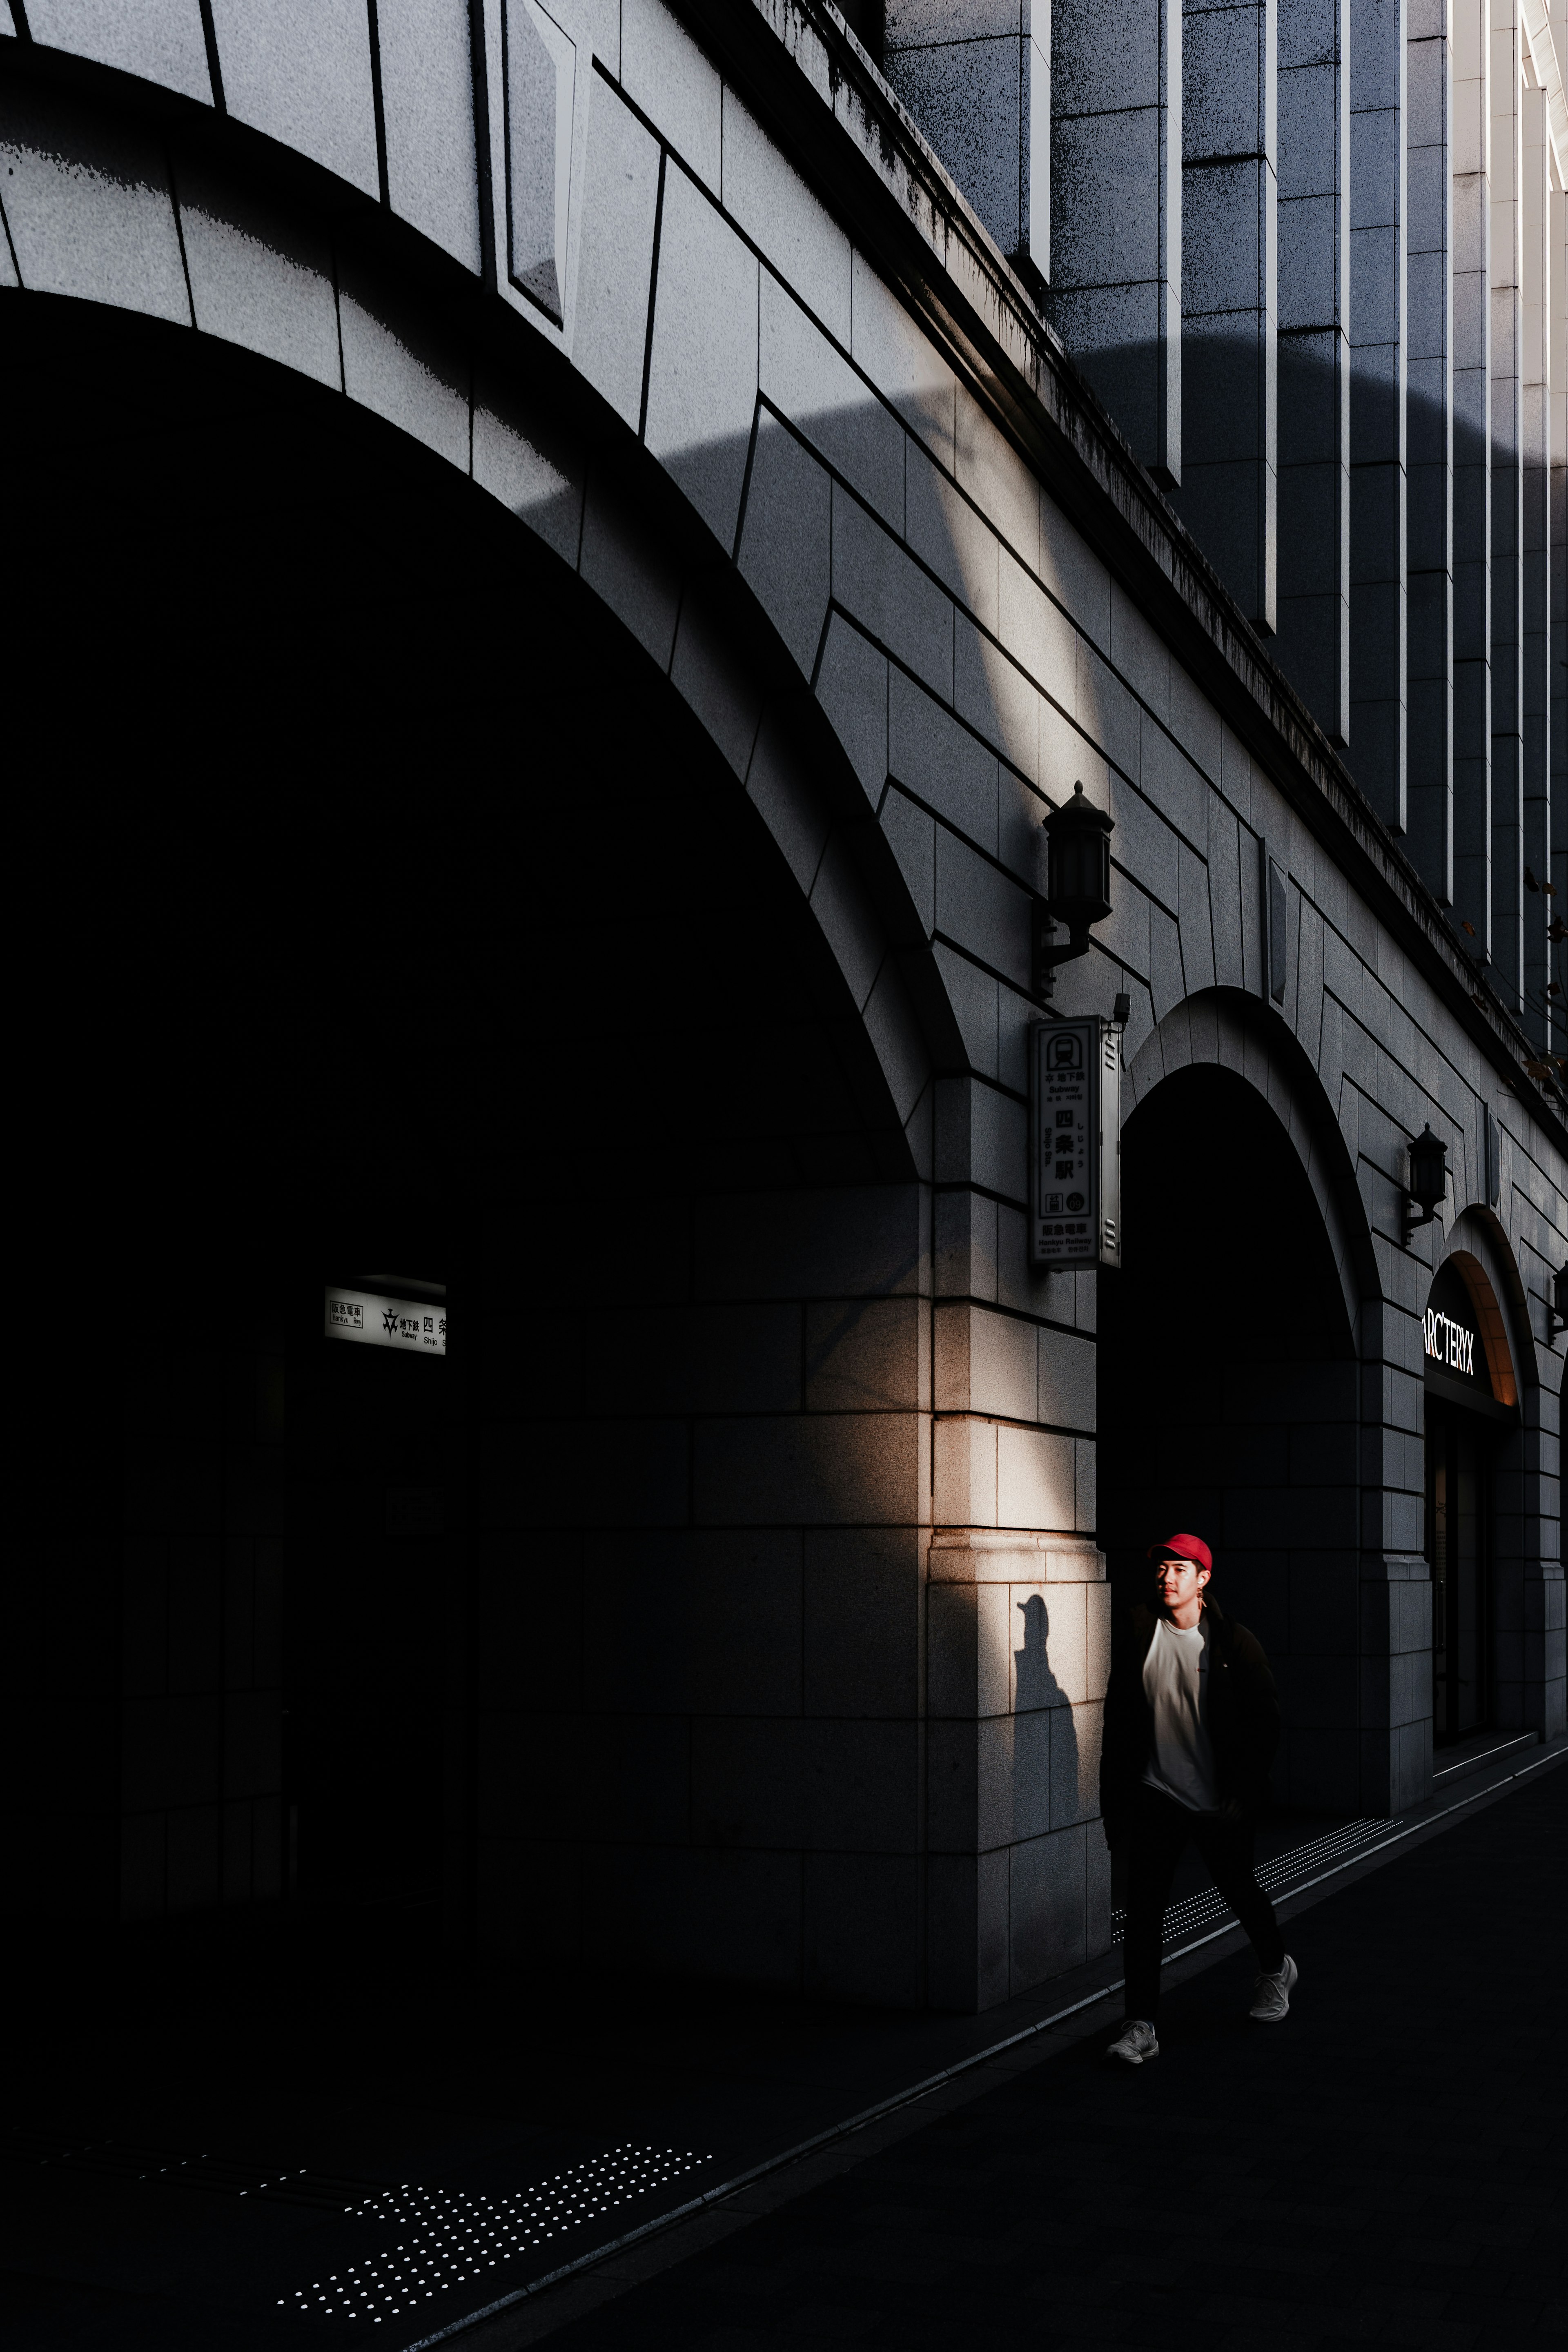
[1099,1594,1281,1844]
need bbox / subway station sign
[325,1285,447,1356]
[1029,1017,1122,1271]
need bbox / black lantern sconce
[1032,782,1115,998]
[1549,1262,1568,1343]
[1403,1124,1448,1242]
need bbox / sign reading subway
[325,1282,447,1356]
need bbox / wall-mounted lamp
[1032,783,1115,999]
[1549,1263,1568,1343]
[1403,1124,1448,1242]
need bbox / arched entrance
[8,292,948,1999]
[1098,1049,1363,1814]
[1421,1253,1519,1744]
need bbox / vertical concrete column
[1522,77,1552,1040]
[1551,47,1567,1036]
[1176,0,1278,626]
[1350,0,1410,831]
[925,1534,1112,2009]
[1453,0,1494,943]
[880,6,1048,267]
[1359,1302,1434,1815]
[1501,1399,1568,1737]
[1492,0,1525,1008]
[1277,0,1352,738]
[1050,0,1183,483]
[1408,1,1456,895]
[927,1170,1109,2007]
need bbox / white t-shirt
[1140,1616,1220,1813]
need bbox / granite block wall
[3,1311,288,1927]
[119,1332,286,1920]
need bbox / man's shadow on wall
[1013,1592,1078,1839]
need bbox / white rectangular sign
[325,1287,447,1356]
[1029,1017,1122,1270]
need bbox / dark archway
[7,298,928,1991]
[5,296,916,1253]
[1420,1254,1519,1747]
[1440,1213,1551,1742]
[1097,1062,1361,1815]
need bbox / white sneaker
[1105,2019,1160,2066]
[1249,1954,1298,2022]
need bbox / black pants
[1123,1783,1285,2022]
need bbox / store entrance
[1420,1253,1518,1747]
[1424,1403,1491,1742]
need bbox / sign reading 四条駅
[325,1286,446,1356]
[1029,1017,1121,1271]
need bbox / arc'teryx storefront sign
[1425,1306,1476,1378]
[1029,1017,1121,1270]
[1421,1256,1517,1421]
[1422,1258,1489,1397]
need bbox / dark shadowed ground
[4,1764,1560,2350]
[524,1764,1565,2352]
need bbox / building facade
[2,0,1564,2010]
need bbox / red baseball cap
[1147,1532,1213,1574]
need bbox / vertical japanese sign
[324,1287,447,1356]
[1029,1018,1121,1270]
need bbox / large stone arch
[3,22,1014,1981]
[1444,1211,1535,1409]
[1440,1210,1561,1738]
[1124,984,1379,1341]
[1103,986,1382,1812]
[0,31,966,1167]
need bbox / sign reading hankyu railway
[325,1286,447,1356]
[1029,1017,1121,1271]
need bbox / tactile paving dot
[1110,1817,1395,1946]
[279,2145,708,2323]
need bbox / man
[1099,1533,1296,2065]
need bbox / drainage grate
[280,2144,709,2325]
[1111,1817,1399,1947]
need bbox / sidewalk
[474,1756,1568,2352]
[3,1746,1562,2350]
